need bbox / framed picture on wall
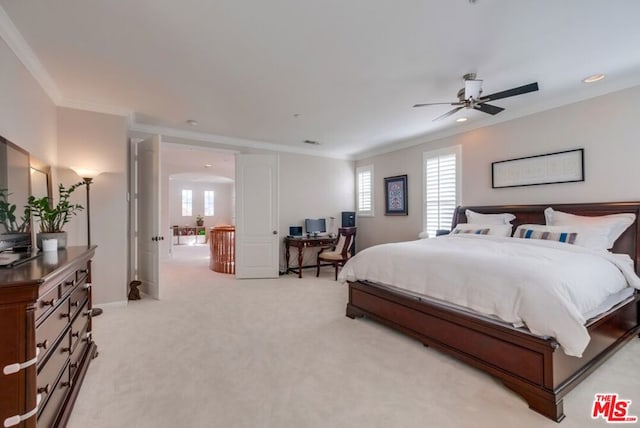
[492,148,584,188]
[384,175,408,216]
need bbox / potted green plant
[0,189,30,234]
[27,181,85,249]
[196,214,204,227]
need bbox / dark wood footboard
[347,280,640,422]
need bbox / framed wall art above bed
[492,148,584,188]
[384,175,408,216]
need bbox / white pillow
[452,223,512,237]
[514,223,610,250]
[465,209,515,225]
[544,207,635,249]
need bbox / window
[181,189,192,216]
[204,190,215,216]
[423,146,461,238]
[356,165,374,216]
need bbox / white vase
[36,232,67,250]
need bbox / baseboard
[94,300,128,309]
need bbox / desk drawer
[35,300,69,365]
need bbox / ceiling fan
[413,73,539,121]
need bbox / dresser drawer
[76,264,90,285]
[36,330,71,408]
[70,333,89,380]
[70,300,90,354]
[69,283,89,321]
[35,285,60,322]
[59,271,78,298]
[35,300,70,365]
[37,362,71,428]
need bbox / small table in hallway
[284,235,336,278]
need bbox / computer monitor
[304,218,326,235]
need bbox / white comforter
[338,234,640,357]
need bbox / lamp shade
[70,167,101,179]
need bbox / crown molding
[129,123,354,161]
[0,6,61,104]
[58,97,132,119]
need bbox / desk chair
[316,227,357,280]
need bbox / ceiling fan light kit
[414,73,539,121]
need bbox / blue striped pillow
[452,228,490,235]
[517,228,578,244]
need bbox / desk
[284,235,336,278]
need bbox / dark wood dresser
[0,246,97,428]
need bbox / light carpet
[67,245,640,428]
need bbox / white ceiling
[2,1,640,159]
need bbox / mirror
[0,135,32,252]
[30,158,51,201]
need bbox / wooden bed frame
[346,202,640,422]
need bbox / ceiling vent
[303,140,321,145]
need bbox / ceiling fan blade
[433,106,464,121]
[481,82,539,102]
[473,103,505,115]
[413,102,462,108]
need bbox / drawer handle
[62,346,72,355]
[3,394,41,427]
[60,312,71,320]
[64,280,75,287]
[71,331,80,338]
[36,340,49,350]
[79,269,88,274]
[61,379,73,388]
[70,362,79,369]
[83,310,92,318]
[2,353,38,375]
[41,298,56,307]
[37,384,50,394]
[71,301,80,308]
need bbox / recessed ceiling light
[582,73,606,83]
[186,119,199,126]
[456,117,468,123]
[204,164,212,168]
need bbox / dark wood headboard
[453,202,640,276]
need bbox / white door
[235,154,279,278]
[136,135,162,299]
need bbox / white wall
[0,37,57,167]
[356,85,640,250]
[278,153,355,271]
[57,107,128,305]
[168,180,233,227]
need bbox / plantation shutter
[356,165,373,216]
[424,149,458,237]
